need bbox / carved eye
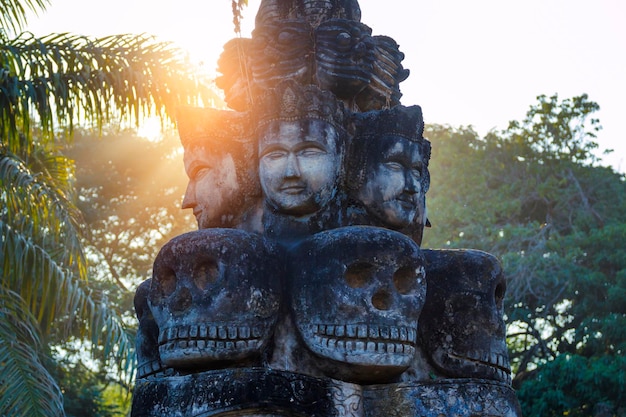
[298,147,326,158]
[158,268,176,298]
[262,150,287,161]
[494,281,506,309]
[345,262,374,288]
[336,31,351,46]
[393,265,418,295]
[193,259,219,291]
[384,161,403,171]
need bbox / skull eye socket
[193,259,219,291]
[393,265,418,295]
[494,281,506,308]
[158,269,177,298]
[345,262,374,288]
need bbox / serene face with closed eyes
[356,135,426,229]
[181,144,242,229]
[258,119,341,216]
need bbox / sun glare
[137,116,164,142]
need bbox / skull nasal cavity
[372,289,392,310]
[345,262,374,288]
[172,287,192,313]
[193,260,219,291]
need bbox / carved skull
[134,278,164,379]
[419,249,512,384]
[289,226,426,382]
[148,229,282,369]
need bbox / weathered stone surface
[419,249,512,384]
[288,226,425,383]
[131,0,521,415]
[131,368,363,417]
[148,229,282,369]
[364,380,522,417]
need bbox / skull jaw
[299,322,417,383]
[430,348,512,384]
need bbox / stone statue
[255,80,348,238]
[131,0,521,416]
[347,105,430,244]
[176,107,263,231]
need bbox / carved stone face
[148,229,282,368]
[356,134,427,229]
[259,119,341,215]
[419,249,512,383]
[289,226,426,382]
[182,145,244,229]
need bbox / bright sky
[25,0,626,172]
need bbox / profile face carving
[419,249,512,383]
[356,134,427,230]
[148,229,282,368]
[177,108,259,229]
[182,145,242,229]
[259,119,342,216]
[289,226,426,382]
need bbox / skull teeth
[449,351,512,384]
[159,324,263,345]
[315,324,417,343]
[312,324,417,355]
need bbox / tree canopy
[423,94,626,416]
[1,0,216,415]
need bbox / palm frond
[1,221,135,376]
[0,287,64,417]
[0,151,86,278]
[1,32,218,149]
[0,0,50,37]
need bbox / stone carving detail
[149,229,282,368]
[419,249,512,384]
[132,0,520,415]
[289,226,426,383]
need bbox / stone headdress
[176,107,260,197]
[254,80,349,136]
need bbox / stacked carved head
[177,107,261,230]
[419,249,512,383]
[288,226,427,383]
[255,80,348,218]
[347,105,431,244]
[148,229,283,369]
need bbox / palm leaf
[1,221,135,376]
[0,150,86,281]
[1,31,219,150]
[0,0,49,36]
[0,287,64,417]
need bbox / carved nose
[284,153,301,177]
[404,172,420,194]
[181,182,196,209]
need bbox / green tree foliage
[0,1,215,415]
[423,94,626,416]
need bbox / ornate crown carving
[254,80,348,131]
